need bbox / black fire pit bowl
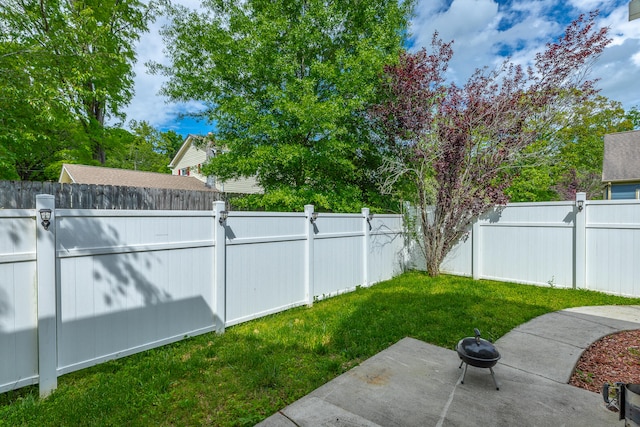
[456,328,501,390]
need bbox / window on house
[181,167,190,176]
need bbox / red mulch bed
[569,329,640,394]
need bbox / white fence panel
[478,202,575,287]
[225,213,307,326]
[436,198,640,296]
[314,214,363,298]
[369,215,405,284]
[1,202,403,396]
[0,211,39,392]
[440,203,576,287]
[586,201,640,296]
[441,234,472,277]
[55,210,216,374]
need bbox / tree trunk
[425,230,444,277]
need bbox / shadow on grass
[188,271,640,426]
[326,274,552,360]
[3,272,640,427]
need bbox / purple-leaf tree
[371,12,611,276]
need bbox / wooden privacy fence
[434,193,640,297]
[0,196,405,397]
[0,180,222,210]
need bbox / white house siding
[170,137,263,194]
[171,145,207,182]
[217,176,263,194]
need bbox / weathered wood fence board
[0,181,222,210]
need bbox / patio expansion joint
[506,329,586,350]
[558,308,640,329]
[497,362,567,384]
[277,410,301,427]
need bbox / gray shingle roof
[602,130,640,183]
[60,164,216,192]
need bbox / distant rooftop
[59,163,217,192]
[602,130,640,183]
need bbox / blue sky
[124,0,640,138]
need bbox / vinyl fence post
[362,207,370,287]
[214,201,227,332]
[472,217,480,280]
[36,194,57,397]
[574,192,587,289]
[304,205,315,306]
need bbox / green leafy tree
[105,121,183,173]
[506,97,638,201]
[0,0,160,180]
[0,38,69,180]
[553,98,635,199]
[153,0,413,212]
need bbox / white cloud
[590,3,640,108]
[120,0,207,132]
[409,0,640,109]
[566,0,608,13]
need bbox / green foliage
[154,0,413,212]
[0,0,161,179]
[1,273,639,425]
[105,121,183,174]
[553,97,635,199]
[506,96,637,202]
[506,166,559,202]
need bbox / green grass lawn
[2,272,639,426]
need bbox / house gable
[169,134,209,181]
[168,135,263,194]
[59,165,75,184]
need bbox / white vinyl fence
[4,192,637,398]
[0,196,404,397]
[436,194,640,297]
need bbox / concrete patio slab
[256,306,640,427]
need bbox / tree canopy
[105,121,184,174]
[154,0,414,212]
[0,0,161,180]
[371,12,612,276]
[506,98,639,202]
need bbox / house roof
[59,164,217,192]
[602,130,640,183]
